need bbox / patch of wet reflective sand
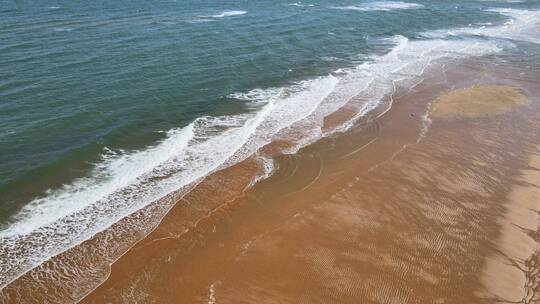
[431,85,529,118]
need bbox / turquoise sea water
[1,0,539,288]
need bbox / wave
[210,10,247,18]
[0,76,338,288]
[0,20,517,288]
[476,0,524,2]
[53,28,73,32]
[193,10,247,22]
[331,1,423,12]
[288,2,315,7]
[421,9,540,45]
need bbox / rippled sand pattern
[77,62,540,303]
[481,147,540,303]
[201,88,539,304]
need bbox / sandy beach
[1,54,539,304]
[0,52,538,303]
[70,61,540,303]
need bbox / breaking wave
[331,1,423,12]
[210,10,247,18]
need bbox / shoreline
[81,63,540,302]
[1,58,539,303]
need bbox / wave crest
[331,1,423,12]
[211,10,247,18]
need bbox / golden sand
[432,84,539,302]
[480,151,540,303]
[3,60,540,304]
[430,85,528,118]
[79,79,539,303]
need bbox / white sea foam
[0,75,337,289]
[245,155,275,190]
[288,2,315,7]
[186,18,216,24]
[210,10,247,18]
[228,87,284,103]
[53,28,73,32]
[477,0,524,2]
[0,15,519,290]
[422,9,540,45]
[331,1,423,12]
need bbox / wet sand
[2,60,540,303]
[80,63,540,303]
[480,148,540,303]
[432,85,539,302]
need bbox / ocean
[1,0,540,296]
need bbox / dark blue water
[1,0,539,290]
